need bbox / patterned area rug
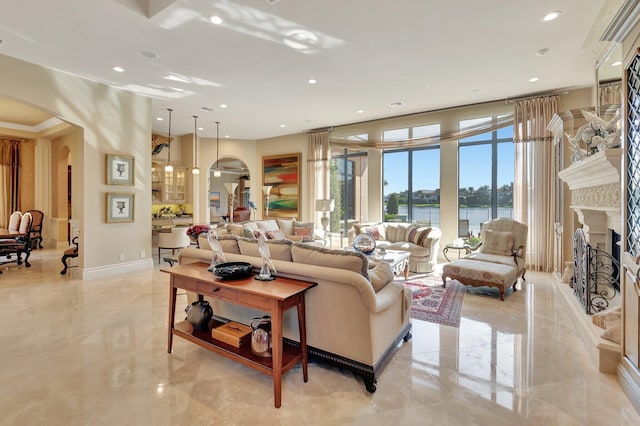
[403,276,466,327]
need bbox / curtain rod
[0,136,27,142]
[505,91,569,104]
[304,126,333,134]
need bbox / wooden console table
[162,262,317,408]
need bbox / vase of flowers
[186,224,211,244]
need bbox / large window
[383,124,440,225]
[458,117,514,237]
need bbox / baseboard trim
[81,259,153,280]
[618,357,640,414]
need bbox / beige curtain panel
[0,139,21,227]
[307,129,331,220]
[513,96,558,143]
[512,96,558,272]
[599,81,622,106]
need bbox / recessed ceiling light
[529,77,539,82]
[156,117,164,121]
[536,48,549,56]
[142,51,159,59]
[225,135,230,138]
[198,127,204,131]
[308,79,317,84]
[612,61,622,66]
[111,66,125,73]
[542,10,562,22]
[209,15,223,25]
[357,110,364,114]
[200,106,213,112]
[280,124,286,128]
[220,104,228,108]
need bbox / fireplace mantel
[558,148,622,237]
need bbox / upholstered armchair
[442,218,528,300]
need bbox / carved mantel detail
[558,148,622,239]
[570,183,620,208]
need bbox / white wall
[0,53,153,277]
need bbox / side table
[443,243,472,262]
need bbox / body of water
[396,206,513,235]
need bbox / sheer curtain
[513,96,558,271]
[0,139,21,227]
[307,129,331,222]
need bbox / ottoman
[442,258,520,301]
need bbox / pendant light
[164,108,174,173]
[192,115,200,175]
[213,121,222,177]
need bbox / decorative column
[224,182,238,223]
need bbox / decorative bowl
[353,233,376,255]
[212,262,253,279]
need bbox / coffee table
[370,250,410,279]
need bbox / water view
[395,206,514,235]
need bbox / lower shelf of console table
[162,262,317,408]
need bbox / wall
[0,53,153,278]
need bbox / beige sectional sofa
[354,222,442,273]
[177,236,412,392]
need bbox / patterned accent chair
[0,211,34,268]
[442,218,528,301]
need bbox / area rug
[403,276,466,327]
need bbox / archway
[209,157,252,223]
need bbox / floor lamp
[262,186,272,218]
[224,182,238,223]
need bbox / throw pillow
[293,226,313,242]
[482,230,514,256]
[368,262,394,292]
[256,220,280,232]
[227,223,244,236]
[276,218,295,236]
[243,221,259,238]
[266,229,287,240]
[360,225,380,240]
[407,227,432,246]
[385,224,399,242]
[293,221,315,242]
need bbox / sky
[383,126,514,195]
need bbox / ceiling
[0,0,624,140]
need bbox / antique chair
[26,209,44,249]
[442,217,528,301]
[60,236,79,275]
[158,227,191,263]
[0,211,34,267]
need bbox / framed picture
[106,154,135,185]
[106,192,135,223]
[262,153,301,219]
[209,191,221,208]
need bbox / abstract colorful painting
[262,153,301,219]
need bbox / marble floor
[1,248,639,426]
